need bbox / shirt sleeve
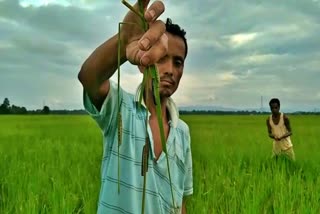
[83,80,122,133]
[183,131,193,197]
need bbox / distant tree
[11,105,27,114]
[0,98,11,114]
[0,105,6,114]
[42,106,50,114]
[3,98,10,108]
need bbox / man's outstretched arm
[78,0,167,111]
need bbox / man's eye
[175,60,183,66]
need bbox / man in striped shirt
[78,0,193,213]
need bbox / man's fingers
[144,0,165,22]
[140,33,168,66]
[125,1,167,66]
[126,42,145,65]
[126,32,168,66]
[138,20,166,51]
[141,0,151,9]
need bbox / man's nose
[163,61,173,76]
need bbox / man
[266,98,295,161]
[78,0,193,213]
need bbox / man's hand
[121,0,168,66]
[277,132,291,141]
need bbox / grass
[0,114,319,213]
[183,115,320,214]
[0,115,101,213]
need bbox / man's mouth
[160,77,175,85]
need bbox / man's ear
[138,65,146,73]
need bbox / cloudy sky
[1,0,319,111]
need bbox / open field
[0,115,319,213]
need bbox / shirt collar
[134,84,179,128]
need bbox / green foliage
[0,98,28,115]
[42,106,50,115]
[0,115,320,213]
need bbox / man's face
[270,103,280,115]
[155,32,186,98]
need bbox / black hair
[165,18,188,58]
[269,98,280,107]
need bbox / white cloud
[171,71,240,107]
[216,72,238,82]
[20,0,70,7]
[224,32,259,48]
[243,54,278,64]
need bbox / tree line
[0,98,51,115]
[0,97,318,115]
[0,98,87,115]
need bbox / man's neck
[144,93,169,121]
[272,112,280,117]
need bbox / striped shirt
[83,80,193,214]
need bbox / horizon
[1,96,318,113]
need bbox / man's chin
[159,90,173,99]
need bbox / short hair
[269,98,280,107]
[165,18,188,58]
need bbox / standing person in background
[266,98,295,161]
